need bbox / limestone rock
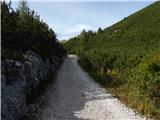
[1,50,64,120]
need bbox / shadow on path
[38,57,115,120]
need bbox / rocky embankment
[1,50,64,120]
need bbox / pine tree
[98,27,103,33]
[17,0,29,17]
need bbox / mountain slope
[64,2,160,119]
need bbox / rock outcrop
[1,50,64,120]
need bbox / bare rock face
[1,51,64,120]
[24,51,50,94]
[1,59,26,120]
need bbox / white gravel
[40,56,148,120]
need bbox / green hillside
[64,2,160,119]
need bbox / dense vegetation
[64,2,160,119]
[1,1,66,61]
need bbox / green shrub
[64,2,160,119]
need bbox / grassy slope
[64,2,160,119]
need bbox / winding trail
[40,56,147,120]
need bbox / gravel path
[40,56,147,120]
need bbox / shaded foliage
[1,1,66,61]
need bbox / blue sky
[11,0,154,40]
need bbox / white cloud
[50,24,97,40]
[64,24,95,34]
